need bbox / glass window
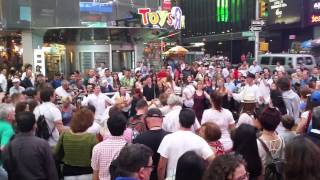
[305,57,313,65]
[271,57,285,65]
[297,57,303,65]
[80,29,93,41]
[79,52,92,72]
[260,57,270,65]
[94,52,109,68]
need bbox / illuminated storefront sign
[312,15,320,23]
[314,2,320,10]
[138,7,185,30]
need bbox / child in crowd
[198,122,225,155]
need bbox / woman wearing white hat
[237,93,258,128]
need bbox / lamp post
[254,0,260,62]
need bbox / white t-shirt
[0,74,7,92]
[233,84,261,103]
[82,93,114,124]
[86,121,101,135]
[55,86,71,98]
[202,108,235,150]
[182,84,195,108]
[157,131,213,178]
[33,102,62,147]
[163,106,200,133]
[237,113,254,127]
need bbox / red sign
[162,0,172,11]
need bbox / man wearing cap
[232,73,264,104]
[133,108,170,180]
[9,78,25,96]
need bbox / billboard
[2,0,159,29]
[266,0,302,27]
[310,0,320,25]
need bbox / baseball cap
[311,91,320,103]
[146,108,164,118]
[12,78,20,83]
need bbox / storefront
[1,0,176,77]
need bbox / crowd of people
[0,58,320,180]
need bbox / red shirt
[157,70,167,79]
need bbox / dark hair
[175,151,205,180]
[179,108,196,128]
[200,122,221,142]
[86,104,96,113]
[258,107,281,131]
[281,115,295,130]
[15,101,38,114]
[40,88,54,102]
[117,144,153,177]
[15,112,36,132]
[277,77,291,91]
[270,90,287,115]
[284,136,320,180]
[232,124,262,178]
[70,108,94,133]
[135,99,148,110]
[312,106,320,130]
[107,113,127,136]
[203,154,247,180]
[210,92,223,111]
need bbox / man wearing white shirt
[232,73,263,104]
[163,94,200,133]
[55,80,72,98]
[157,109,214,180]
[182,76,195,108]
[9,78,25,95]
[82,85,114,125]
[0,68,7,93]
[248,60,262,74]
[33,88,65,147]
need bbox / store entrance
[112,50,135,72]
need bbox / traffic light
[260,1,268,18]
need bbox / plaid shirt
[91,136,127,180]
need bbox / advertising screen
[267,0,302,27]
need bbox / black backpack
[35,115,54,140]
[258,138,285,180]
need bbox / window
[271,57,285,65]
[260,57,270,65]
[297,57,303,65]
[305,57,313,65]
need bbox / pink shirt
[91,136,127,180]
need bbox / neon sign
[314,2,320,10]
[312,15,320,23]
[138,7,185,30]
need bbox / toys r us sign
[138,7,185,30]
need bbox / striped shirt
[91,136,127,180]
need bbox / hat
[246,73,255,79]
[12,78,20,83]
[311,91,320,103]
[241,93,256,103]
[146,108,164,118]
[209,65,214,69]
